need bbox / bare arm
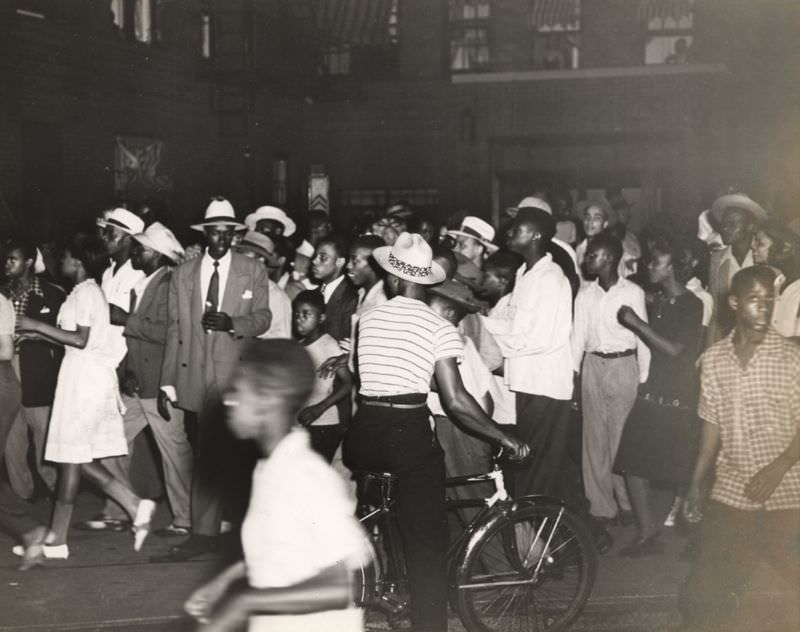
[0,334,13,361]
[684,420,721,516]
[435,357,528,459]
[17,316,89,349]
[745,428,800,503]
[619,307,684,357]
[298,366,353,426]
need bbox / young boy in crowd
[184,339,369,631]
[681,266,800,631]
[292,290,353,463]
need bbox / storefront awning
[638,0,694,25]
[530,0,581,30]
[315,0,395,46]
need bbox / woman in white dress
[15,234,155,559]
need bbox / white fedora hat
[447,216,499,254]
[710,193,767,224]
[373,232,446,285]
[244,205,296,237]
[506,196,553,218]
[97,208,145,236]
[190,197,246,231]
[133,222,185,263]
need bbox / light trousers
[5,406,57,499]
[581,353,637,519]
[102,395,193,526]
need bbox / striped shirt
[698,328,800,511]
[357,296,463,396]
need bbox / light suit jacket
[161,252,271,412]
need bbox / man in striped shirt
[345,232,528,632]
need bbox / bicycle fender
[511,494,568,508]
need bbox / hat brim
[234,243,279,267]
[133,234,182,262]
[244,212,296,237]
[373,246,447,285]
[446,230,499,254]
[710,195,767,224]
[191,220,247,232]
[428,286,482,313]
[97,218,139,236]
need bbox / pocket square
[242,289,253,300]
[40,307,51,314]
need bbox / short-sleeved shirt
[0,294,15,336]
[357,296,463,397]
[698,328,800,511]
[428,336,492,416]
[304,333,343,426]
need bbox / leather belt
[361,401,427,409]
[361,394,427,409]
[590,349,635,359]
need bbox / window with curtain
[110,0,161,44]
[641,0,694,64]
[529,0,581,70]
[450,0,492,72]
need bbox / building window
[322,45,352,76]
[110,0,159,44]
[641,0,694,64]
[201,12,212,58]
[529,0,581,70]
[450,0,491,72]
[338,189,440,214]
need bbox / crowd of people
[0,187,798,631]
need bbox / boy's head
[225,339,315,446]
[311,235,348,284]
[583,204,610,238]
[728,265,776,333]
[292,290,326,339]
[584,232,622,277]
[481,250,523,304]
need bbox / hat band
[200,215,240,225]
[241,239,274,256]
[460,226,489,243]
[388,252,432,279]
[104,217,135,232]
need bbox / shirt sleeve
[75,283,99,328]
[631,286,651,383]
[434,321,464,362]
[0,295,15,335]
[697,351,720,425]
[571,290,588,372]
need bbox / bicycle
[354,452,598,632]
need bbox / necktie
[206,261,220,312]
[320,283,328,302]
[129,288,137,313]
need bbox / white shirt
[571,276,651,383]
[428,336,492,417]
[356,282,387,316]
[242,429,369,632]
[482,254,574,400]
[575,239,636,280]
[200,250,232,310]
[304,334,343,426]
[131,267,163,313]
[773,278,800,338]
[101,258,145,359]
[320,274,345,304]
[709,246,754,305]
[259,279,291,339]
[487,295,516,424]
[686,277,714,328]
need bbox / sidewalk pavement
[0,490,796,631]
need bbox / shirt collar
[203,249,232,269]
[721,327,784,365]
[322,274,345,301]
[516,252,553,278]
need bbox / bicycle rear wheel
[455,502,597,632]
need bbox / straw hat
[190,198,245,231]
[372,232,446,285]
[710,193,767,224]
[244,206,296,237]
[133,222,185,263]
[97,208,145,236]
[447,216,499,254]
[506,196,552,218]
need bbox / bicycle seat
[354,470,398,509]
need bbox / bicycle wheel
[455,502,597,632]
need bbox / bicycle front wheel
[455,502,597,632]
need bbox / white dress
[45,280,128,464]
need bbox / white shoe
[12,543,69,559]
[664,497,683,527]
[133,499,157,552]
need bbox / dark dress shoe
[150,534,218,562]
[594,527,614,555]
[154,523,191,537]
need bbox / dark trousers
[191,396,256,537]
[344,406,447,632]
[308,424,342,463]
[680,501,800,631]
[0,362,40,537]
[510,393,572,498]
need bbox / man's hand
[109,304,130,326]
[184,579,228,624]
[119,369,140,398]
[318,353,348,379]
[202,311,234,332]
[297,404,324,427]
[500,435,530,461]
[745,456,792,503]
[157,390,172,422]
[617,305,642,330]
[683,483,703,523]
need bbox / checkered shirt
[3,276,42,320]
[698,328,800,510]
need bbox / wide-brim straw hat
[190,198,246,231]
[97,208,145,236]
[133,222,185,263]
[710,193,767,224]
[447,216,499,254]
[506,196,552,218]
[244,205,296,237]
[373,232,446,285]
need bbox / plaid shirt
[698,328,800,510]
[3,276,43,320]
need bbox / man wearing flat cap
[157,198,271,560]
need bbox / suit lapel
[221,254,247,315]
[136,267,167,315]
